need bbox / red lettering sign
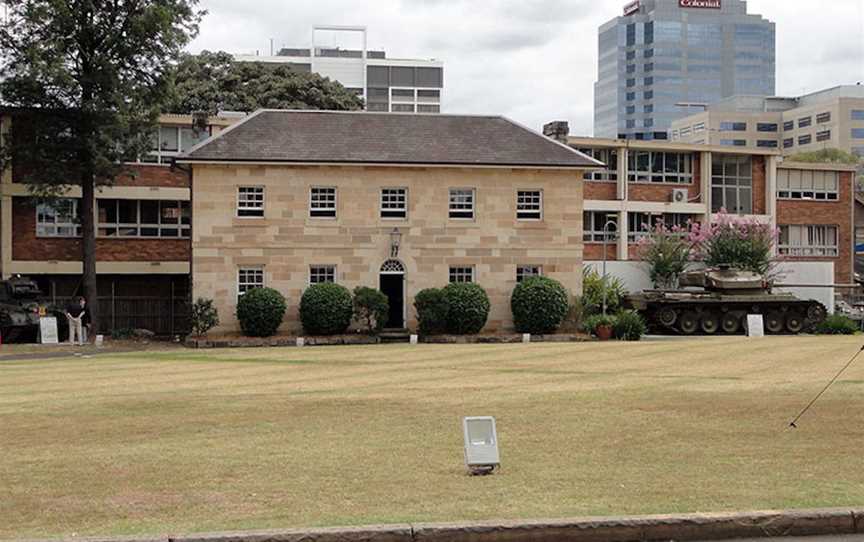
[623,0,640,15]
[679,0,721,8]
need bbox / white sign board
[410,334,419,345]
[746,315,764,338]
[463,416,500,473]
[39,317,59,344]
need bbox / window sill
[232,218,272,227]
[629,180,695,186]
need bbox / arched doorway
[379,259,406,329]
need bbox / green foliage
[299,283,354,336]
[236,288,287,337]
[613,310,647,341]
[414,288,449,335]
[583,314,617,335]
[636,223,692,289]
[442,283,491,335]
[814,314,859,335]
[167,51,364,114]
[352,287,389,334]
[581,267,628,316]
[190,297,219,336]
[787,148,861,165]
[110,328,135,340]
[510,276,570,334]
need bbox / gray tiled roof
[180,110,601,169]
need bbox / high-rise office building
[594,0,775,140]
[235,26,444,114]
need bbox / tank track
[643,299,828,335]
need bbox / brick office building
[178,110,599,335]
[0,110,238,335]
[544,122,857,284]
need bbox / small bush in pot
[353,286,389,334]
[236,287,287,337]
[442,282,491,335]
[414,288,449,335]
[510,276,570,334]
[190,297,219,337]
[300,283,353,336]
[613,310,647,341]
[583,314,616,341]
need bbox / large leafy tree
[0,0,204,330]
[167,50,364,114]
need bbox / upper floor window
[583,211,618,243]
[516,266,543,283]
[380,188,407,219]
[720,139,747,147]
[720,122,747,131]
[449,188,475,220]
[852,128,864,139]
[449,266,474,283]
[711,155,752,214]
[310,187,337,218]
[628,151,693,184]
[757,123,778,132]
[757,140,778,148]
[783,138,794,148]
[516,190,542,221]
[309,265,336,284]
[578,148,618,182]
[36,199,80,237]
[852,110,864,121]
[799,134,812,145]
[140,125,212,165]
[779,225,838,257]
[798,116,812,128]
[97,199,190,238]
[777,169,839,201]
[816,112,831,124]
[816,130,831,142]
[238,267,264,297]
[783,120,794,131]
[237,186,264,218]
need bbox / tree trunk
[80,157,99,333]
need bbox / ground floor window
[583,211,618,243]
[449,266,474,283]
[779,225,838,257]
[516,266,542,282]
[309,265,336,284]
[238,268,264,297]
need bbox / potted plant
[584,314,616,341]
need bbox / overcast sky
[189,0,864,136]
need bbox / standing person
[65,297,87,346]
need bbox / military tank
[626,266,828,335]
[0,276,66,342]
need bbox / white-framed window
[777,169,839,201]
[238,267,264,297]
[237,186,265,218]
[516,190,542,221]
[627,151,693,184]
[779,225,839,257]
[449,266,474,283]
[309,265,336,284]
[139,124,212,165]
[97,199,191,238]
[711,155,752,214]
[310,187,337,218]
[577,148,618,182]
[449,188,475,220]
[380,188,408,219]
[36,199,81,237]
[516,266,543,283]
[583,211,618,243]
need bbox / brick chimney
[542,121,570,143]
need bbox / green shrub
[353,286,389,334]
[614,310,647,341]
[581,267,627,315]
[510,276,570,334]
[111,328,135,340]
[442,282,491,335]
[190,297,219,336]
[583,314,616,335]
[236,287,287,337]
[414,288,449,335]
[299,283,353,336]
[814,314,859,335]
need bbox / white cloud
[189,0,864,134]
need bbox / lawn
[1,337,863,539]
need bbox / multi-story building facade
[595,0,775,140]
[0,110,238,335]
[234,26,444,114]
[179,110,597,334]
[671,85,864,157]
[544,123,856,285]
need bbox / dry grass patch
[1,337,863,538]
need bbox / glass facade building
[594,0,775,140]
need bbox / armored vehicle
[0,276,65,342]
[626,266,828,335]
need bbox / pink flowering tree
[688,210,779,278]
[636,220,693,289]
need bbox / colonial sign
[680,0,721,8]
[39,317,59,344]
[623,0,641,16]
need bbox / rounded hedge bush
[414,288,449,335]
[442,282,490,335]
[236,287,287,337]
[300,283,354,335]
[510,276,570,334]
[613,310,647,341]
